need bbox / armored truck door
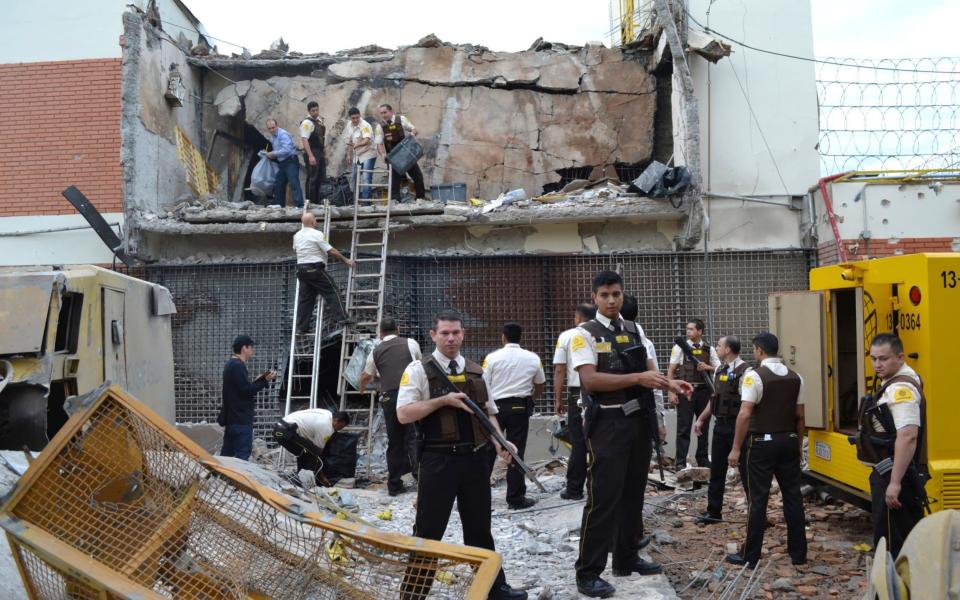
[102,287,127,389]
[768,291,828,429]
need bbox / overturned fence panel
[1,385,500,599]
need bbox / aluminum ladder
[336,165,394,480]
[279,201,332,453]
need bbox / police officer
[667,319,720,469]
[482,322,545,509]
[358,317,422,496]
[726,332,807,567]
[858,333,926,557]
[396,310,526,600]
[553,303,597,500]
[299,101,326,202]
[693,335,751,524]
[376,103,426,201]
[570,271,692,598]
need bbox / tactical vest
[302,116,325,151]
[420,356,488,448]
[712,361,750,418]
[856,374,927,467]
[580,319,654,406]
[380,115,406,153]
[372,337,414,394]
[679,342,712,384]
[748,365,802,433]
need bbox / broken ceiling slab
[686,29,732,63]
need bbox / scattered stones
[771,577,795,592]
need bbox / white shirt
[553,328,582,387]
[669,339,722,368]
[482,343,545,400]
[293,227,333,264]
[568,312,647,371]
[282,408,335,449]
[397,349,499,414]
[362,335,422,378]
[740,358,805,406]
[346,118,377,164]
[299,117,324,141]
[717,356,751,394]
[375,115,416,144]
[878,363,922,429]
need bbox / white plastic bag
[344,338,379,390]
[250,150,278,197]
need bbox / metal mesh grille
[14,544,104,600]
[4,388,497,599]
[133,250,810,427]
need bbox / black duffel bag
[319,174,352,206]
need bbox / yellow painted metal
[619,0,636,46]
[804,253,960,510]
[1,385,501,600]
[175,126,220,196]
[833,169,960,185]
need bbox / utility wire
[687,13,960,76]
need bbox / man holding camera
[569,271,692,598]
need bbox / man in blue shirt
[266,118,304,208]
[220,335,277,460]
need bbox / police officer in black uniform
[858,333,927,557]
[569,271,692,598]
[726,332,807,568]
[396,310,526,600]
[693,335,751,524]
[299,101,326,202]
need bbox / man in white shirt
[554,303,597,500]
[668,319,722,469]
[359,317,422,495]
[693,335,752,524]
[299,101,326,202]
[859,333,926,557]
[272,408,349,484]
[376,103,426,201]
[345,107,378,199]
[725,332,807,568]
[395,310,526,600]
[292,212,355,333]
[483,322,546,509]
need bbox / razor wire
[818,56,960,175]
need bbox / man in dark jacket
[220,335,276,460]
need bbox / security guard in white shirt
[569,271,692,598]
[272,408,349,484]
[857,333,927,557]
[482,322,546,509]
[293,212,355,332]
[667,319,722,469]
[554,303,597,500]
[726,332,807,568]
[396,310,526,600]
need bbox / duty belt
[422,441,489,454]
[297,262,326,270]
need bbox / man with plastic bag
[266,118,304,207]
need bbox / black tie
[694,343,701,349]
[448,360,459,375]
[611,320,622,333]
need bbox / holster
[581,392,600,439]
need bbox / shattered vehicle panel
[0,273,59,355]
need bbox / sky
[183,0,954,58]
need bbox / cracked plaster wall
[206,44,658,201]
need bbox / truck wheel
[0,385,49,451]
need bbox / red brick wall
[0,59,122,217]
[817,237,956,265]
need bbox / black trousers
[390,162,426,200]
[303,150,326,203]
[565,387,587,495]
[402,448,507,597]
[381,391,417,492]
[272,421,323,473]
[485,397,531,504]
[295,263,347,332]
[576,409,653,579]
[705,417,749,518]
[743,432,807,564]
[869,469,925,557]
[676,385,711,467]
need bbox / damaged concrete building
[13,0,814,437]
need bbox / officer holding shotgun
[396,309,527,600]
[570,271,692,598]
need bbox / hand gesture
[495,440,517,464]
[670,380,694,397]
[696,362,712,372]
[668,391,679,406]
[693,418,704,437]
[727,448,740,468]
[265,370,278,382]
[885,481,902,509]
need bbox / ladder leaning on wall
[337,166,394,480]
[279,200,332,468]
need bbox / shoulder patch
[482,359,488,370]
[893,387,915,403]
[742,375,755,388]
[571,334,586,351]
[399,371,411,386]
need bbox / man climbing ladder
[293,211,355,333]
